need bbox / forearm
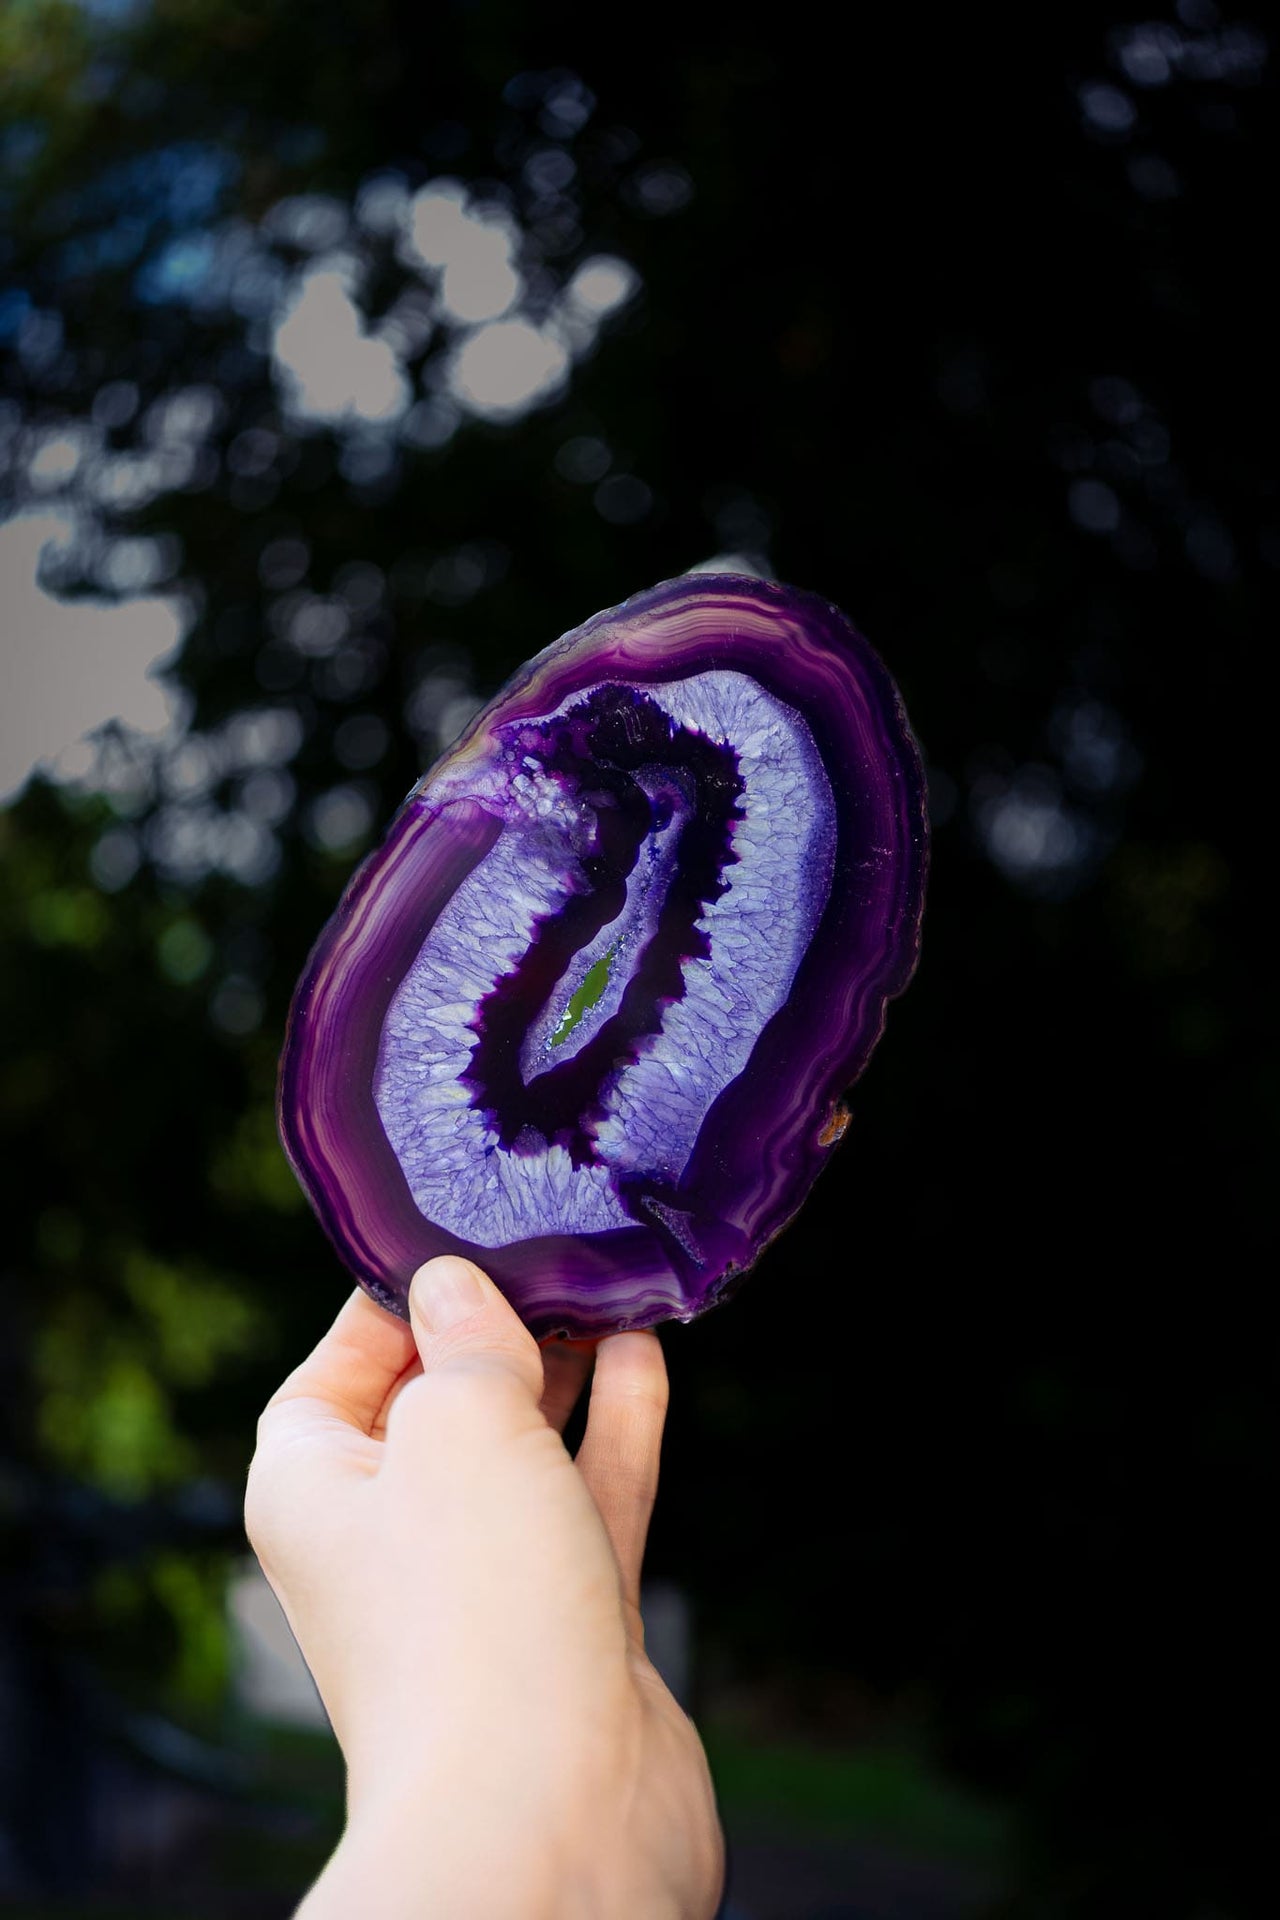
[298,1737,700,1920]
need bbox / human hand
[244,1256,724,1919]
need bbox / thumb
[407,1255,544,1404]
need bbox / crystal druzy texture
[278,575,927,1337]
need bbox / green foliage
[26,886,111,950]
[33,1250,261,1498]
[705,1728,1008,1862]
[150,1548,233,1707]
[211,1097,306,1213]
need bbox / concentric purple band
[278,574,927,1336]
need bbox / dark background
[1,2,1273,1914]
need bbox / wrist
[307,1815,683,1920]
[304,1760,690,1920]
[302,1794,568,1920]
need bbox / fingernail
[411,1256,486,1334]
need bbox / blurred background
[1,2,1274,1914]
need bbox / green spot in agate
[550,945,617,1048]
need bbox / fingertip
[404,1256,543,1402]
[409,1254,491,1338]
[593,1327,669,1406]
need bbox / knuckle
[475,1330,543,1385]
[626,1372,670,1416]
[606,1373,669,1425]
[428,1316,540,1383]
[386,1351,535,1438]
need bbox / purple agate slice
[278,574,927,1337]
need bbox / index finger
[261,1288,419,1441]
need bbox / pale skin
[244,1254,725,1919]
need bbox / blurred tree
[1,0,1275,1911]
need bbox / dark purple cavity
[278,574,928,1337]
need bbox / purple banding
[278,575,927,1336]
[375,671,833,1246]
